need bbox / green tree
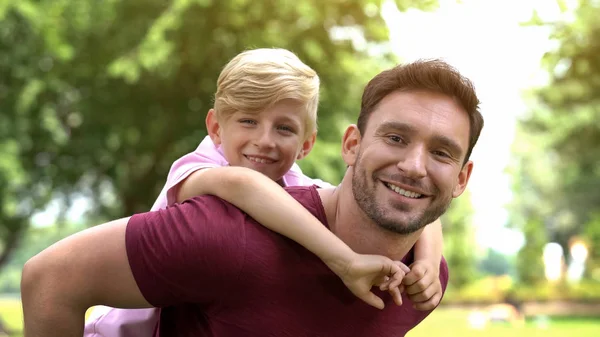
[1,0,439,269]
[441,189,477,289]
[478,248,514,277]
[510,0,600,274]
[515,217,547,285]
[583,213,600,280]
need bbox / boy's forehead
[230,105,306,124]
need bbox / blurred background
[1,0,599,335]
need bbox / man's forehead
[370,92,471,149]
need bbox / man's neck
[317,176,423,261]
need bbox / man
[21,59,484,337]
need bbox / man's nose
[396,146,427,179]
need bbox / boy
[84,48,444,337]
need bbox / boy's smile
[207,99,316,182]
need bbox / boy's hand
[327,254,410,310]
[402,259,442,311]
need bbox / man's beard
[351,151,453,235]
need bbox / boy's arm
[177,167,356,273]
[21,218,150,337]
[403,218,444,310]
[176,166,409,309]
[413,219,443,266]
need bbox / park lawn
[0,298,95,336]
[0,298,598,336]
[407,307,600,337]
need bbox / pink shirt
[84,136,333,337]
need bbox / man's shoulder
[283,185,324,211]
[168,193,247,223]
[281,185,329,227]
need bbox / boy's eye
[239,119,257,125]
[277,125,296,133]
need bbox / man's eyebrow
[377,121,465,157]
[376,121,417,134]
[433,135,464,158]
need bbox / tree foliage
[0,0,439,269]
[510,0,600,280]
[441,189,477,289]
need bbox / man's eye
[388,135,404,143]
[433,151,450,158]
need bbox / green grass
[0,297,22,334]
[1,298,598,336]
[408,308,600,337]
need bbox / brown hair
[358,59,484,164]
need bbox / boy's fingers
[389,286,403,306]
[396,261,411,274]
[403,264,426,286]
[405,277,434,295]
[379,277,390,291]
[407,288,433,302]
[387,271,405,290]
[412,293,441,311]
[361,292,385,310]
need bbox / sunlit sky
[383,0,568,254]
[32,0,569,255]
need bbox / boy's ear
[205,109,222,145]
[296,131,317,160]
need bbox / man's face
[343,90,473,234]
[208,99,315,182]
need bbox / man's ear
[453,160,473,198]
[296,131,317,160]
[205,109,222,145]
[341,125,361,166]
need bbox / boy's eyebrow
[277,115,302,127]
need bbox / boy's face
[207,99,316,182]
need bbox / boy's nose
[254,131,276,149]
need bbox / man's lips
[380,180,430,199]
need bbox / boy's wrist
[322,250,358,278]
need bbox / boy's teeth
[385,183,422,199]
[247,156,272,164]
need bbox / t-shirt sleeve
[158,137,229,207]
[283,163,335,188]
[440,256,450,292]
[126,196,247,307]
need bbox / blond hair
[214,48,320,139]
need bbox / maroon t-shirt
[126,186,449,337]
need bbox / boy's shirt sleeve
[150,136,228,211]
[282,163,335,188]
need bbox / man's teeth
[246,156,273,164]
[385,183,422,199]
